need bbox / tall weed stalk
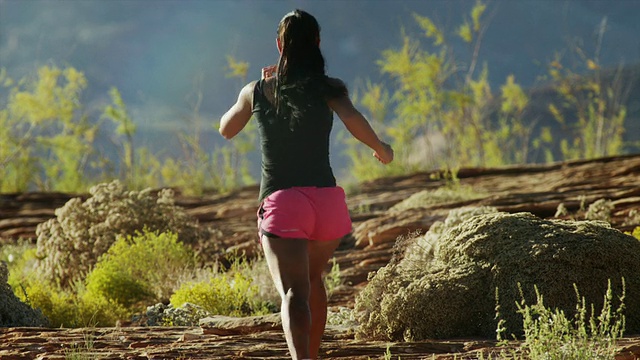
[494,279,626,360]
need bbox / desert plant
[15,231,195,327]
[327,306,358,328]
[64,330,97,360]
[34,180,205,287]
[1,239,38,290]
[0,65,101,192]
[0,62,257,195]
[154,302,213,327]
[346,1,544,179]
[325,257,342,297]
[584,198,614,222]
[400,206,498,269]
[355,211,640,341]
[16,273,128,328]
[155,64,254,195]
[84,230,196,308]
[555,198,616,223]
[623,210,640,228]
[101,87,139,189]
[547,48,630,160]
[494,280,625,360]
[170,257,275,318]
[383,344,400,360]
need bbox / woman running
[219,9,393,360]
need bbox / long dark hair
[274,9,347,129]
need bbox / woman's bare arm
[219,81,257,139]
[328,94,394,164]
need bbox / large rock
[355,209,640,341]
[0,261,48,327]
[199,313,282,335]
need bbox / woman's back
[253,76,336,202]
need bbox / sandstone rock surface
[1,155,640,359]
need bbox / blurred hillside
[1,0,640,181]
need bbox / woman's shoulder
[238,80,259,102]
[324,76,349,98]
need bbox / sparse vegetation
[63,328,97,360]
[584,198,614,222]
[546,49,630,160]
[555,197,617,223]
[325,257,343,297]
[1,4,637,190]
[84,230,196,308]
[345,1,542,180]
[489,280,626,359]
[0,59,256,195]
[0,65,98,192]
[344,1,637,183]
[34,180,205,287]
[169,256,275,318]
[1,5,639,360]
[8,230,277,327]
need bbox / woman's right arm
[327,94,394,164]
[219,81,256,140]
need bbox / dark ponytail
[274,9,347,130]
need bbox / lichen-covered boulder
[355,209,640,340]
[0,262,48,327]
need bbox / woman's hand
[374,142,394,164]
[262,65,277,80]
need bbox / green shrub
[493,280,625,360]
[170,259,274,317]
[3,239,124,327]
[16,275,126,328]
[0,65,98,193]
[85,230,195,308]
[325,257,342,297]
[1,239,38,290]
[35,180,205,287]
[18,279,75,327]
[16,230,193,327]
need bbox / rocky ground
[1,155,640,359]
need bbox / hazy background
[2,0,640,180]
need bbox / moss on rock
[355,210,640,340]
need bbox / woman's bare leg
[261,235,311,360]
[307,238,341,359]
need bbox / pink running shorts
[257,186,352,241]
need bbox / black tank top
[252,79,337,202]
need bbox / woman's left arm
[219,81,257,139]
